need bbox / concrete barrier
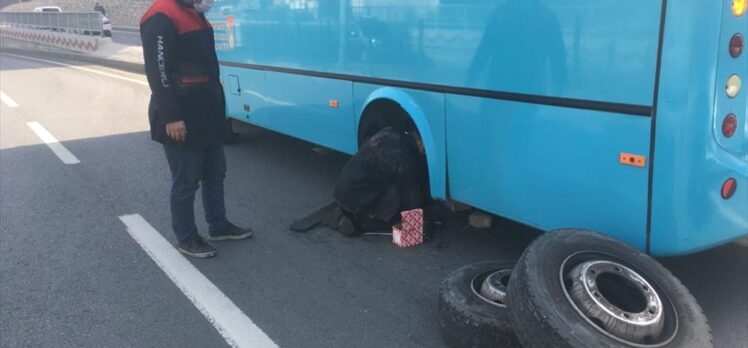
[0,36,144,75]
[0,26,100,53]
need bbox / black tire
[506,229,712,348]
[224,118,240,145]
[439,260,520,348]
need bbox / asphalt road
[0,52,746,348]
[111,29,142,46]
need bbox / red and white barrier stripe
[0,27,98,53]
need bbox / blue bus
[208,1,745,345]
[210,0,746,256]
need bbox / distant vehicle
[31,6,111,37]
[101,15,112,37]
[32,6,62,12]
[32,6,63,31]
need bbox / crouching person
[334,126,429,236]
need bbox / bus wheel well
[358,99,416,146]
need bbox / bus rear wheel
[506,229,713,348]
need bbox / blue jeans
[163,141,229,242]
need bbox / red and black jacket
[140,0,225,146]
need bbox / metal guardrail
[112,25,139,33]
[0,12,104,36]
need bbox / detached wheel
[506,229,713,348]
[438,260,520,348]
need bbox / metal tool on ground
[289,202,339,232]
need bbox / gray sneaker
[177,235,217,258]
[208,223,254,241]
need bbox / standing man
[141,0,253,258]
[93,2,106,16]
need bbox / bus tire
[224,118,240,145]
[438,260,519,348]
[506,229,713,348]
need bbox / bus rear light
[721,178,737,199]
[734,0,747,16]
[722,114,738,137]
[730,34,744,58]
[726,75,741,98]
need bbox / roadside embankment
[1,32,144,74]
[1,0,149,28]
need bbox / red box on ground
[393,209,424,248]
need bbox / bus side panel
[650,2,748,256]
[265,72,356,154]
[221,67,272,129]
[213,1,661,106]
[446,96,651,250]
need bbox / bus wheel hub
[567,260,664,342]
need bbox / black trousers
[339,185,401,231]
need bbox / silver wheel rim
[479,269,512,304]
[471,269,512,308]
[569,261,664,341]
[559,252,679,347]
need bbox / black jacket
[335,128,429,214]
[140,0,225,147]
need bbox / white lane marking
[26,122,81,165]
[118,214,278,348]
[0,53,148,86]
[0,91,19,108]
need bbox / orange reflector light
[620,153,646,168]
[723,114,738,138]
[329,100,339,108]
[722,178,737,199]
[734,0,747,16]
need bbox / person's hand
[165,121,187,142]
